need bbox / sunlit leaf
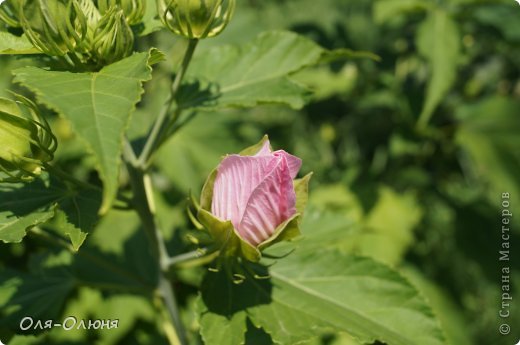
[13,52,155,213]
[0,32,41,55]
[181,31,326,110]
[199,251,446,345]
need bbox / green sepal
[294,172,313,214]
[200,167,218,211]
[197,208,261,262]
[257,213,301,251]
[238,135,270,156]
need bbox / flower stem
[137,39,199,169]
[167,247,221,269]
[119,38,200,345]
[123,156,188,345]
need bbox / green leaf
[456,96,520,222]
[401,267,473,345]
[0,251,76,332]
[473,4,520,42]
[0,32,41,55]
[373,0,431,24]
[182,31,326,110]
[73,209,158,289]
[197,297,247,345]
[13,52,154,213]
[416,10,460,127]
[52,188,102,250]
[0,174,102,249]
[360,187,423,266]
[0,178,60,243]
[199,251,446,345]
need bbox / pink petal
[211,154,277,228]
[273,150,302,179]
[237,155,296,246]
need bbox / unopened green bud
[98,0,145,26]
[91,7,134,65]
[78,0,101,31]
[0,1,22,28]
[0,96,56,182]
[157,0,235,39]
[75,0,101,48]
[19,0,87,56]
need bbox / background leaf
[182,31,326,110]
[416,9,460,127]
[456,96,520,224]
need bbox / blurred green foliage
[1,0,519,344]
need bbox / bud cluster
[0,0,145,69]
[0,95,57,182]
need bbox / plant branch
[120,39,201,345]
[122,156,188,345]
[137,39,199,169]
[166,247,221,270]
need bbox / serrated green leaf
[0,178,61,243]
[53,188,102,251]
[416,10,460,127]
[0,32,41,55]
[0,174,102,249]
[197,297,247,345]
[13,52,154,213]
[199,251,446,345]
[181,31,325,110]
[0,208,55,243]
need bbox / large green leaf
[199,251,446,345]
[0,174,101,249]
[181,31,326,110]
[13,52,155,213]
[416,10,460,127]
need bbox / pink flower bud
[191,136,311,262]
[211,139,302,246]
